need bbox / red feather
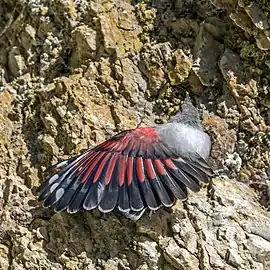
[77,152,99,176]
[163,159,177,170]
[144,159,155,180]
[105,153,118,185]
[119,155,127,186]
[127,157,133,186]
[153,159,166,175]
[93,153,112,183]
[74,151,94,174]
[136,157,145,183]
[81,152,105,183]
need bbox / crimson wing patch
[37,127,213,215]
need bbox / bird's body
[37,96,213,220]
[156,123,211,160]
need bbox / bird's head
[168,93,202,129]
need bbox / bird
[36,94,214,221]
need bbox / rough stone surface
[0,0,270,269]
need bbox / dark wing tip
[123,208,147,221]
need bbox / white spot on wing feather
[50,183,59,193]
[48,174,59,185]
[55,188,65,200]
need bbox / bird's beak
[180,92,192,112]
[185,92,191,104]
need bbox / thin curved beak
[185,92,191,104]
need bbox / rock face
[0,0,269,269]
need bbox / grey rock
[210,0,237,9]
[8,47,27,78]
[115,57,147,103]
[245,2,269,30]
[224,152,242,173]
[20,24,36,51]
[192,23,224,87]
[255,31,270,51]
[226,248,244,267]
[219,48,245,83]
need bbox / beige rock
[94,1,142,57]
[0,244,9,270]
[37,134,59,155]
[168,49,192,86]
[164,239,199,270]
[139,43,170,93]
[203,115,237,169]
[70,25,97,67]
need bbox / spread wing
[37,127,213,214]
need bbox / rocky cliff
[0,1,269,269]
